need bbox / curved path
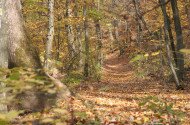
[74,52,190,124]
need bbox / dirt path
[74,52,190,124]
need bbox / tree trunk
[108,26,114,52]
[0,0,8,69]
[159,0,177,66]
[65,0,75,65]
[83,1,90,78]
[0,0,43,112]
[55,16,61,61]
[163,27,182,90]
[95,0,103,70]
[125,21,130,47]
[0,0,8,113]
[74,0,83,68]
[6,0,41,68]
[113,19,124,55]
[132,0,151,35]
[95,20,103,67]
[159,0,183,89]
[170,0,185,81]
[158,28,165,78]
[45,0,54,69]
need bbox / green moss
[0,119,9,125]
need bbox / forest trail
[74,51,190,124]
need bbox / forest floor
[18,51,190,125]
[72,51,190,124]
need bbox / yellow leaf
[144,53,149,57]
[151,51,160,56]
[53,108,68,114]
[143,116,149,123]
[56,122,67,125]
[41,118,54,124]
[180,49,190,54]
[0,114,6,120]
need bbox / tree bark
[83,1,90,78]
[113,19,124,55]
[65,0,75,57]
[0,0,8,68]
[0,0,8,113]
[55,16,61,61]
[74,0,82,68]
[45,0,54,69]
[170,0,185,81]
[95,20,103,67]
[159,0,183,89]
[6,0,41,68]
[132,0,151,35]
[108,26,115,52]
[125,21,130,46]
[159,0,177,66]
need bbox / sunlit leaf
[151,51,160,56]
[41,118,54,124]
[53,108,68,114]
[130,54,145,63]
[180,49,190,54]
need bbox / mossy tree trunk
[5,0,41,68]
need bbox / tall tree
[0,0,8,113]
[95,20,103,67]
[65,0,76,72]
[159,0,177,66]
[0,0,44,113]
[0,0,8,69]
[5,0,41,68]
[132,0,151,35]
[112,19,124,55]
[170,0,185,81]
[94,0,103,78]
[74,0,82,68]
[83,1,90,77]
[45,0,55,69]
[159,0,183,89]
[133,0,142,46]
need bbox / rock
[9,89,58,112]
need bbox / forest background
[0,0,190,124]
